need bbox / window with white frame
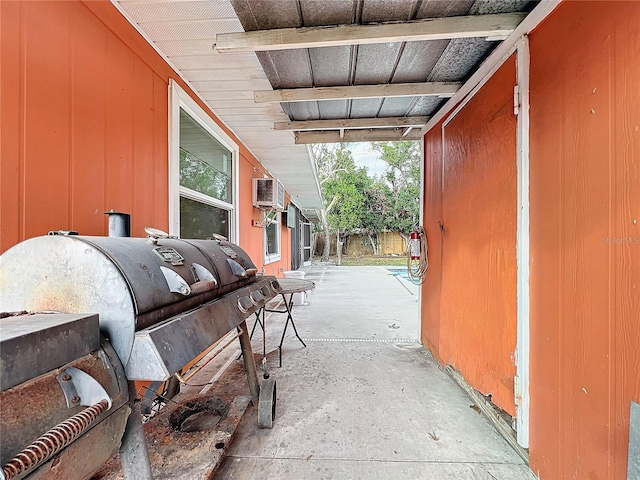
[169,81,238,241]
[264,212,281,264]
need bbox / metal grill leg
[120,381,153,480]
[238,320,260,404]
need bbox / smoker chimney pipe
[104,210,131,237]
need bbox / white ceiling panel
[113,0,322,212]
[184,68,266,81]
[118,1,237,23]
[139,19,242,41]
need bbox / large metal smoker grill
[0,231,280,480]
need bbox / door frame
[514,38,531,449]
[437,37,531,448]
[301,220,312,267]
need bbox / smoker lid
[0,235,259,365]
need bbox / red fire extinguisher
[407,227,428,285]
[409,230,421,260]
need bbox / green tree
[372,140,421,240]
[313,144,376,260]
[313,140,420,260]
[359,180,392,254]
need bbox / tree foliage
[313,144,378,258]
[313,140,420,258]
[179,148,231,202]
[372,141,421,237]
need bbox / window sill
[264,254,281,265]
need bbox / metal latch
[191,263,217,284]
[227,259,247,277]
[160,267,191,296]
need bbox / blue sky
[348,142,386,178]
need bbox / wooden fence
[314,232,407,257]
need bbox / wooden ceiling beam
[294,129,423,144]
[214,13,527,52]
[255,82,460,104]
[274,116,430,131]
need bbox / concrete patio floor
[215,265,536,480]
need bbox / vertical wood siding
[0,1,168,246]
[0,0,291,274]
[529,2,640,478]
[421,121,445,360]
[440,57,518,416]
[421,2,639,478]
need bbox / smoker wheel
[258,378,277,429]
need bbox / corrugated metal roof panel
[231,0,301,30]
[256,50,312,89]
[378,97,419,117]
[354,43,403,85]
[318,100,350,120]
[299,0,353,26]
[427,38,497,82]
[350,98,385,118]
[417,0,475,18]
[408,96,446,116]
[391,40,449,83]
[360,0,419,22]
[470,0,535,15]
[309,47,352,87]
[284,102,321,121]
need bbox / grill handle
[189,280,218,295]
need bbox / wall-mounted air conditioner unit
[252,177,285,210]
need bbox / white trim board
[515,38,531,450]
[169,80,240,243]
[437,37,532,449]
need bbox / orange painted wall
[421,58,518,416]
[420,121,445,360]
[238,153,292,274]
[528,2,640,479]
[0,0,291,273]
[421,1,639,478]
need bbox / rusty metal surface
[25,404,130,480]
[0,236,137,364]
[95,391,253,480]
[95,349,275,480]
[2,400,111,479]
[0,313,99,391]
[0,343,128,466]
